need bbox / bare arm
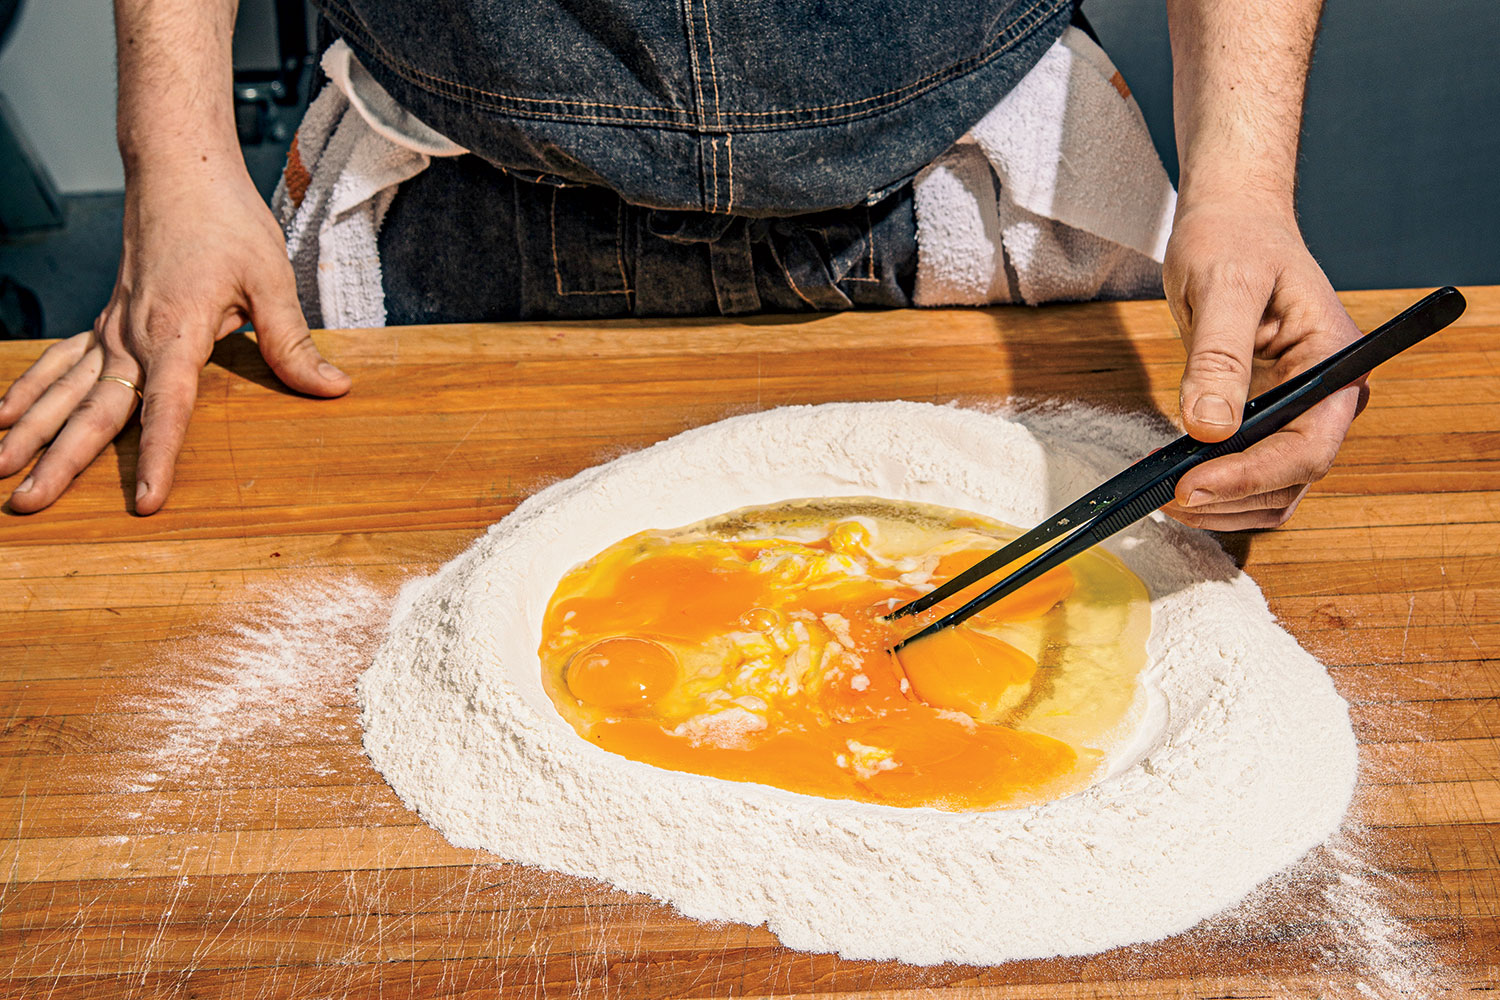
[1170,0,1316,212]
[116,0,243,177]
[1160,0,1366,530]
[0,0,349,515]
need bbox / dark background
[1087,0,1499,290]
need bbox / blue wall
[1085,0,1500,290]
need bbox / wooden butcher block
[1,288,1497,997]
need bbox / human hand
[0,158,351,515]
[1159,195,1368,531]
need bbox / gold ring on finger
[98,373,144,403]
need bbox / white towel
[912,26,1177,305]
[272,40,465,329]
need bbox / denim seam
[702,0,728,213]
[768,242,820,309]
[853,204,879,281]
[680,0,713,211]
[711,136,720,212]
[839,205,880,283]
[725,133,735,214]
[702,0,724,128]
[550,188,633,296]
[615,198,631,296]
[321,0,1062,128]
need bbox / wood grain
[2,287,1497,998]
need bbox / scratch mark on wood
[415,411,490,496]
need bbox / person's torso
[314,0,1074,215]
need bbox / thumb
[1177,285,1261,443]
[249,273,353,398]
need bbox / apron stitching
[702,0,724,129]
[615,200,632,295]
[768,240,820,309]
[702,0,726,214]
[725,133,735,214]
[680,0,714,211]
[318,0,1061,123]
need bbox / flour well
[358,401,1359,965]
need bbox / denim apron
[312,0,1076,321]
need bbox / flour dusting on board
[1196,825,1446,997]
[357,401,1377,968]
[119,578,392,789]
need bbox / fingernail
[136,480,149,503]
[1187,489,1215,506]
[1193,394,1234,426]
[318,362,346,380]
[14,476,33,495]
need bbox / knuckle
[72,395,119,436]
[140,392,184,426]
[263,333,313,367]
[1171,508,1207,529]
[1273,486,1303,508]
[1197,259,1266,302]
[141,308,185,342]
[1212,470,1255,503]
[1187,346,1251,382]
[1270,497,1305,527]
[1291,444,1334,485]
[138,307,210,353]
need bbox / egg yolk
[539,498,1149,811]
[894,627,1036,718]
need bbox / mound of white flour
[359,401,1357,965]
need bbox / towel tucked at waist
[272,40,465,330]
[277,29,1176,326]
[912,26,1177,306]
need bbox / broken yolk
[539,499,1147,811]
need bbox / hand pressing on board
[1158,0,1366,531]
[0,0,348,515]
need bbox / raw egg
[566,637,677,710]
[894,627,1036,720]
[538,497,1150,811]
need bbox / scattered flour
[357,400,1364,966]
[1198,824,1447,997]
[123,577,392,786]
